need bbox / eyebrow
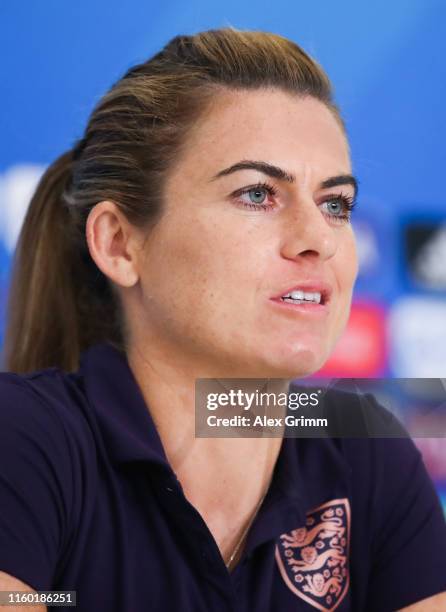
[210,160,359,199]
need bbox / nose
[280,195,338,262]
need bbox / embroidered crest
[275,498,351,611]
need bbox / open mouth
[280,290,325,305]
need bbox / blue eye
[320,194,357,222]
[248,188,268,204]
[326,199,342,214]
[230,184,357,220]
[231,182,278,211]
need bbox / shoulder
[322,389,429,519]
[0,368,98,482]
[0,368,100,591]
[0,366,94,429]
[325,390,446,610]
[305,386,445,551]
[291,384,420,481]
[329,390,425,499]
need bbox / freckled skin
[130,88,358,378]
[85,91,446,604]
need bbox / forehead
[174,88,351,181]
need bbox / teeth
[283,298,305,304]
[281,290,322,304]
[290,290,304,300]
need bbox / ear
[85,200,142,288]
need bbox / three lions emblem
[275,498,351,611]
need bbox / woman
[1,28,445,612]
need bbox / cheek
[144,214,254,308]
[196,236,261,311]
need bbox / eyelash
[231,181,357,223]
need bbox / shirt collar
[79,341,170,473]
[79,341,351,532]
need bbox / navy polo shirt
[0,341,445,611]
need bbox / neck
[126,340,290,514]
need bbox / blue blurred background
[1,1,445,509]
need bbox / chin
[253,347,329,380]
[277,337,332,377]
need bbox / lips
[272,281,333,305]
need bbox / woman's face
[133,89,358,378]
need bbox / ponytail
[1,150,124,373]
